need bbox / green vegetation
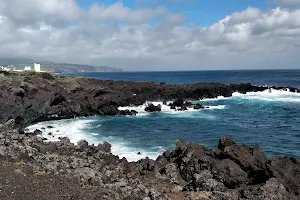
[15,161,24,167]
[2,70,56,80]
[0,57,122,73]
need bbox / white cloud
[0,1,299,70]
[0,0,83,27]
[89,1,167,25]
[274,0,300,7]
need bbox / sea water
[27,70,300,161]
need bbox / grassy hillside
[0,58,122,73]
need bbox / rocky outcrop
[268,156,300,195]
[1,73,300,199]
[0,120,299,199]
[1,72,298,128]
[168,98,205,111]
[119,109,138,116]
[145,103,162,112]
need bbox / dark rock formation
[145,103,162,112]
[33,129,42,135]
[268,156,300,195]
[119,109,138,116]
[173,98,184,107]
[0,73,300,199]
[0,72,298,127]
[193,103,205,109]
[0,120,299,199]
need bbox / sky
[0,0,300,71]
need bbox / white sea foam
[26,118,98,143]
[232,88,300,102]
[199,89,300,103]
[25,118,164,162]
[206,105,226,110]
[25,88,298,162]
[200,96,231,101]
[118,101,226,117]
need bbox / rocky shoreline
[0,72,298,127]
[0,72,299,199]
[1,119,299,199]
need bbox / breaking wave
[25,118,165,162]
[118,101,226,117]
[200,89,300,103]
[232,88,300,103]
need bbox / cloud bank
[0,0,299,70]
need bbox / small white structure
[34,63,41,72]
[0,66,10,71]
[24,66,31,71]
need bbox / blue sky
[76,0,276,26]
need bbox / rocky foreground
[1,119,299,200]
[0,72,299,199]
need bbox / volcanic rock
[144,103,162,112]
[268,156,300,195]
[120,109,138,116]
[33,129,42,135]
[193,103,205,110]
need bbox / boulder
[213,159,248,188]
[120,109,138,116]
[96,141,111,153]
[240,178,297,200]
[98,105,119,115]
[184,101,193,107]
[176,106,188,111]
[144,103,161,112]
[33,129,43,136]
[218,136,236,150]
[193,103,205,110]
[77,140,89,150]
[268,156,300,195]
[258,178,294,200]
[160,163,183,184]
[173,98,184,107]
[138,158,156,174]
[218,137,270,184]
[59,137,71,145]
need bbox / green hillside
[0,58,122,73]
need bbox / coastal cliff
[0,72,299,200]
[0,71,297,127]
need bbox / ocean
[27,70,300,161]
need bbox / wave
[25,118,165,162]
[231,88,300,103]
[199,89,300,103]
[118,101,226,117]
[26,118,97,143]
[205,105,226,110]
[200,96,231,102]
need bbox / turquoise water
[28,70,300,161]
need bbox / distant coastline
[0,57,122,73]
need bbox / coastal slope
[0,72,299,199]
[0,120,299,199]
[0,71,296,128]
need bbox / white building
[34,63,41,72]
[24,66,31,71]
[0,66,10,71]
